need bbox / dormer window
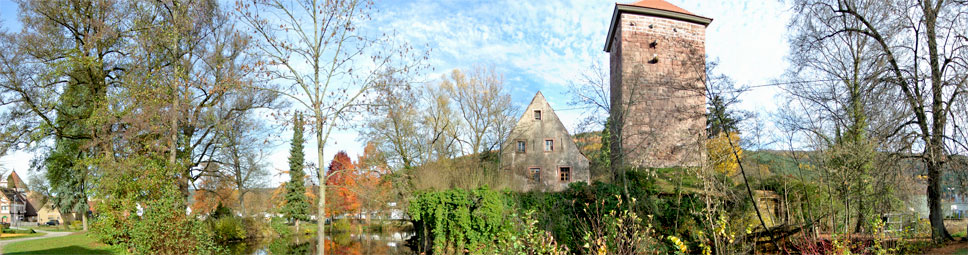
[533,110,542,120]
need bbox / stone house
[605,0,711,168]
[502,92,590,191]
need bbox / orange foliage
[191,176,238,215]
[355,143,393,219]
[324,144,394,219]
[326,151,360,217]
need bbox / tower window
[516,141,526,153]
[534,110,542,120]
[560,167,571,182]
[529,168,541,183]
[544,139,554,152]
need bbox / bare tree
[237,0,425,251]
[788,0,968,241]
[445,67,516,155]
[566,60,611,130]
[213,114,272,216]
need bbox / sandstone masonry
[605,1,711,168]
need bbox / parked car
[44,220,59,226]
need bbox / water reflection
[225,231,414,255]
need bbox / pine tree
[282,113,310,229]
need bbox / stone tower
[604,0,711,168]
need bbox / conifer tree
[282,113,310,230]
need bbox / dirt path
[923,241,968,255]
[0,228,73,254]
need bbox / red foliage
[325,151,360,217]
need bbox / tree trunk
[295,219,300,235]
[239,192,246,216]
[922,2,953,242]
[927,160,953,241]
[316,123,327,255]
[82,211,88,231]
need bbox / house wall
[609,12,707,168]
[502,93,590,192]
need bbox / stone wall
[609,13,707,168]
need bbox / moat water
[224,230,414,255]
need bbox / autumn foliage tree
[354,143,393,223]
[191,175,239,216]
[326,151,360,218]
[707,132,742,176]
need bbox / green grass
[0,233,45,240]
[2,233,116,255]
[954,230,967,238]
[955,248,968,255]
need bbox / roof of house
[4,171,27,191]
[604,1,712,52]
[619,0,694,15]
[514,91,589,159]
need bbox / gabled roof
[604,1,713,52]
[512,91,588,159]
[5,171,26,191]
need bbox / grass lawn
[2,233,116,255]
[0,232,45,240]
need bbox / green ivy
[408,187,512,254]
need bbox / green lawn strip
[955,248,968,255]
[2,233,116,255]
[29,226,78,232]
[0,233,45,240]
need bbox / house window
[529,168,541,183]
[560,167,571,181]
[1,205,6,212]
[544,139,554,152]
[534,110,542,120]
[516,141,526,153]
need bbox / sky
[0,0,793,187]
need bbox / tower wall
[609,12,707,168]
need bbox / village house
[502,92,590,192]
[0,171,37,224]
[35,201,69,223]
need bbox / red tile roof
[620,0,694,16]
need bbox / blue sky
[0,0,793,186]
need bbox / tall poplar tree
[282,113,310,231]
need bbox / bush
[208,216,246,243]
[71,220,83,231]
[330,218,352,233]
[242,217,273,239]
[408,186,512,254]
[404,169,708,254]
[2,228,35,234]
[486,210,570,255]
[93,187,221,254]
